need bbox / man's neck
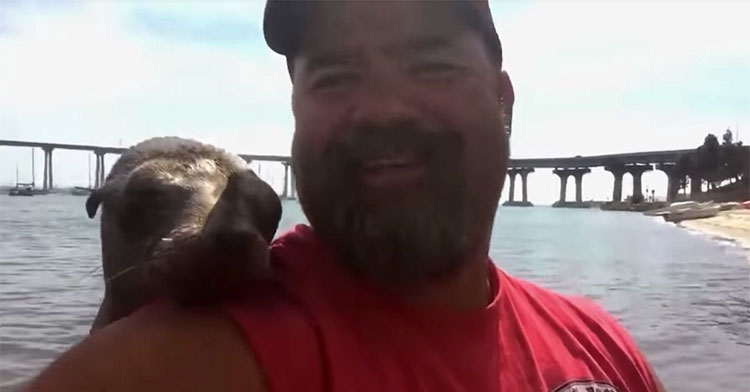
[384,247,492,312]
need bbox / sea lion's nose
[201,169,269,254]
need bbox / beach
[680,209,750,251]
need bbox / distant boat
[72,154,94,196]
[663,203,721,223]
[8,183,48,196]
[719,202,741,211]
[8,185,34,196]
[7,159,47,196]
[71,186,93,196]
[644,201,699,217]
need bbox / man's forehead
[299,35,469,67]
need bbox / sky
[0,0,748,204]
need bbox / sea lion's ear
[86,189,104,219]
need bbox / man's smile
[359,155,426,187]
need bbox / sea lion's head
[87,137,281,317]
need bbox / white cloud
[500,1,750,92]
[0,3,153,111]
[0,1,295,186]
[490,0,749,202]
[0,0,747,201]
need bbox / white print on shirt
[552,380,618,392]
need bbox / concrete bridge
[506,147,750,205]
[0,140,297,198]
[3,140,744,204]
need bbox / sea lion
[85,137,282,332]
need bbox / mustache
[324,121,464,171]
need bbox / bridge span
[505,148,704,205]
[3,139,742,204]
[0,140,295,197]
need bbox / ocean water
[1,195,749,391]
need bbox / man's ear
[497,70,515,139]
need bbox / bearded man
[28,1,664,391]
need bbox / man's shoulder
[222,281,326,392]
[498,269,635,349]
[496,268,663,391]
[498,268,617,328]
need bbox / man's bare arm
[26,301,267,392]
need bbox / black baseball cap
[262,0,503,67]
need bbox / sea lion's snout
[147,168,281,304]
[203,169,281,245]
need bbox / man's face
[289,2,509,282]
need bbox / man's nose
[348,80,417,126]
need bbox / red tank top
[223,224,661,392]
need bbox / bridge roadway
[0,139,696,167]
[2,139,733,205]
[508,148,694,169]
[0,140,290,163]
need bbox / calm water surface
[1,195,749,391]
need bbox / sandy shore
[679,209,750,250]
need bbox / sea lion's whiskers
[104,234,200,286]
[104,264,144,284]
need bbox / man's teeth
[363,156,417,169]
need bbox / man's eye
[310,71,358,92]
[411,62,459,78]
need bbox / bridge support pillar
[94,153,100,188]
[94,152,106,188]
[290,169,296,199]
[668,176,680,202]
[657,163,681,202]
[100,154,106,186]
[520,168,533,203]
[42,149,48,190]
[555,171,569,203]
[573,172,585,203]
[690,175,702,197]
[41,147,54,190]
[553,167,590,206]
[625,164,652,202]
[604,164,626,202]
[507,170,517,202]
[503,167,534,206]
[282,162,290,199]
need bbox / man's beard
[294,120,481,284]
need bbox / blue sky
[0,0,748,204]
